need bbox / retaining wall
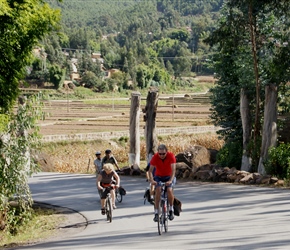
[41,126,220,142]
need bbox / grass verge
[0,206,65,249]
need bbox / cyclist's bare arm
[167,163,176,185]
[97,175,103,190]
[149,165,157,185]
[113,172,120,187]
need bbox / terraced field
[39,93,212,137]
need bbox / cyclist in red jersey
[148,144,176,222]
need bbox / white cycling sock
[154,209,158,214]
[170,206,174,211]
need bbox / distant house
[70,72,81,81]
[91,52,101,59]
[104,68,120,79]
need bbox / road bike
[99,183,123,203]
[104,186,113,223]
[157,182,169,235]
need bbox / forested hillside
[27,0,223,93]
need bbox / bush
[265,143,290,179]
[216,141,242,169]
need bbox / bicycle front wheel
[157,201,164,235]
[106,195,113,223]
[115,189,123,203]
[164,201,168,233]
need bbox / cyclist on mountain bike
[148,144,176,222]
[97,163,120,215]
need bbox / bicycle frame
[100,186,113,223]
[157,182,169,235]
[105,191,113,222]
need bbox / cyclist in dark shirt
[102,149,121,171]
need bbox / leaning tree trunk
[258,84,278,175]
[129,92,141,170]
[240,88,252,172]
[143,87,159,163]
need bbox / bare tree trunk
[129,92,141,170]
[240,88,252,171]
[258,84,278,174]
[143,88,159,163]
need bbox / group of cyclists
[95,144,177,222]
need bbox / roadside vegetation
[0,206,63,248]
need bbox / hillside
[46,0,223,32]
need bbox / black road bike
[157,182,169,235]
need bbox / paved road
[17,172,290,249]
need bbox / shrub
[265,143,290,179]
[216,141,243,169]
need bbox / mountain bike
[157,182,169,235]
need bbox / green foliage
[0,0,61,113]
[0,94,43,233]
[245,137,262,172]
[216,141,243,169]
[205,0,290,174]
[73,86,96,99]
[39,0,221,92]
[265,143,290,179]
[0,114,9,133]
[81,71,98,88]
[49,64,66,89]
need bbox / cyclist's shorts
[100,183,113,199]
[154,176,176,187]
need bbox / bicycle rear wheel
[115,189,123,203]
[105,195,113,223]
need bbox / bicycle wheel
[105,195,113,223]
[157,201,163,235]
[115,188,123,203]
[164,201,168,233]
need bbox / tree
[1,94,43,233]
[0,0,61,113]
[206,0,290,174]
[49,64,66,90]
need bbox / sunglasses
[158,153,166,156]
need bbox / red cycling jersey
[150,151,176,177]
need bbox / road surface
[15,172,290,250]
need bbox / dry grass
[39,133,224,174]
[194,75,216,83]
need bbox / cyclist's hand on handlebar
[166,181,172,186]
